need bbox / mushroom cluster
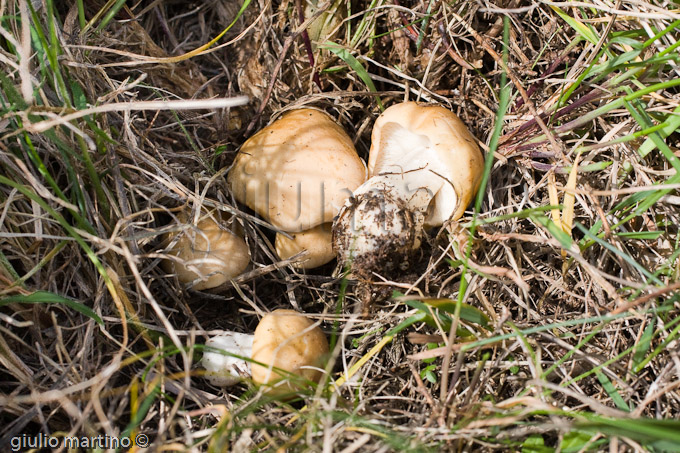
[200,102,483,392]
[227,103,482,276]
[333,102,484,276]
[227,108,366,269]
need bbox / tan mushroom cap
[251,309,329,394]
[162,211,250,290]
[228,109,366,233]
[275,223,335,269]
[368,102,484,225]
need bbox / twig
[296,0,322,91]
[438,21,475,70]
[512,41,579,111]
[407,361,438,410]
[499,88,604,152]
[14,97,250,136]
[609,281,680,315]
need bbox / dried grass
[1,0,679,451]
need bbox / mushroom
[228,108,366,269]
[275,223,335,270]
[333,102,484,276]
[201,309,329,393]
[162,210,250,290]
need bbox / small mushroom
[333,102,484,276]
[201,309,329,393]
[228,109,366,268]
[162,210,250,290]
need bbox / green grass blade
[637,105,680,158]
[94,0,128,34]
[550,6,599,44]
[633,306,680,373]
[574,222,662,285]
[575,416,680,451]
[529,214,574,249]
[595,371,629,412]
[0,290,103,324]
[623,97,680,172]
[0,175,110,289]
[632,318,655,372]
[322,43,384,110]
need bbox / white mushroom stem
[202,332,253,386]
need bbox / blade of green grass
[0,250,23,284]
[574,222,663,285]
[0,290,102,324]
[7,240,69,290]
[550,6,599,44]
[565,310,680,385]
[460,307,672,354]
[638,105,680,158]
[94,0,128,34]
[624,97,680,172]
[595,371,630,412]
[30,0,71,105]
[349,0,381,48]
[529,213,574,249]
[415,0,433,54]
[632,301,680,373]
[443,16,512,402]
[540,324,604,381]
[460,205,559,228]
[642,19,680,50]
[322,43,384,110]
[632,318,655,372]
[120,381,161,440]
[614,231,664,240]
[574,415,680,451]
[0,175,113,295]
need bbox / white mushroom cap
[275,223,335,269]
[251,309,329,394]
[228,109,366,233]
[162,211,250,290]
[367,101,484,225]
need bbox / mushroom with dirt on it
[227,108,366,269]
[201,309,329,393]
[161,210,250,290]
[333,102,485,277]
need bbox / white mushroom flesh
[202,332,254,386]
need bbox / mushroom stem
[333,129,447,275]
[202,332,254,386]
